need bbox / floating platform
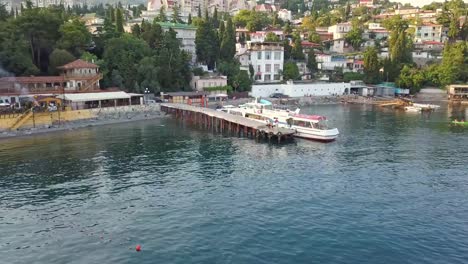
[161,103,296,143]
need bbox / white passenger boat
[276,114,339,142]
[220,99,339,142]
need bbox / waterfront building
[448,84,468,101]
[248,42,284,83]
[191,75,228,91]
[163,91,209,104]
[0,59,101,96]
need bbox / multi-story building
[410,23,448,43]
[158,22,197,63]
[248,42,284,83]
[327,22,352,40]
[0,59,102,96]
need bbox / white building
[410,23,448,43]
[328,22,352,40]
[249,42,284,83]
[277,9,292,21]
[316,54,347,71]
[329,38,353,54]
[159,22,197,63]
[251,81,351,97]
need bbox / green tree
[306,49,317,75]
[115,8,124,33]
[171,4,182,23]
[308,30,321,43]
[265,32,280,42]
[0,3,10,21]
[137,56,160,92]
[291,36,305,60]
[195,19,218,69]
[283,61,300,80]
[102,35,152,90]
[363,46,380,84]
[283,39,292,60]
[188,13,192,24]
[383,15,412,65]
[212,7,219,28]
[345,19,364,51]
[156,6,167,22]
[397,65,424,94]
[58,19,92,56]
[131,23,141,38]
[0,22,39,76]
[14,6,63,72]
[48,48,75,75]
[220,17,236,61]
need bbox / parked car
[270,93,288,98]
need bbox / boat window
[293,120,312,128]
[318,120,329,129]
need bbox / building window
[257,65,261,72]
[274,52,281,60]
[255,75,262,81]
[274,64,280,72]
[274,74,281,80]
[257,52,262,59]
[265,51,271,60]
[424,33,428,37]
[264,74,271,81]
[265,64,271,72]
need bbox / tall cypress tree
[116,8,124,33]
[188,13,192,24]
[213,7,219,28]
[220,18,236,61]
[197,5,201,18]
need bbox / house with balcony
[0,59,102,96]
[410,23,448,43]
[328,22,352,40]
[249,42,284,83]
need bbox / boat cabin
[288,114,329,129]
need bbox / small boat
[404,106,421,112]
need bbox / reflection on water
[0,103,467,264]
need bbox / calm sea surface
[0,103,467,264]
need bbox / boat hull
[293,128,339,142]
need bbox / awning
[58,92,131,102]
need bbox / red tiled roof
[301,41,321,47]
[422,41,444,45]
[57,59,98,70]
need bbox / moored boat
[220,100,339,142]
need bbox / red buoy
[136,245,141,252]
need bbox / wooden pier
[160,103,296,143]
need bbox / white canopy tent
[58,91,135,109]
[58,91,131,102]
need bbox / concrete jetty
[160,103,295,143]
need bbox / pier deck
[161,103,295,142]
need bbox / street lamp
[144,88,150,105]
